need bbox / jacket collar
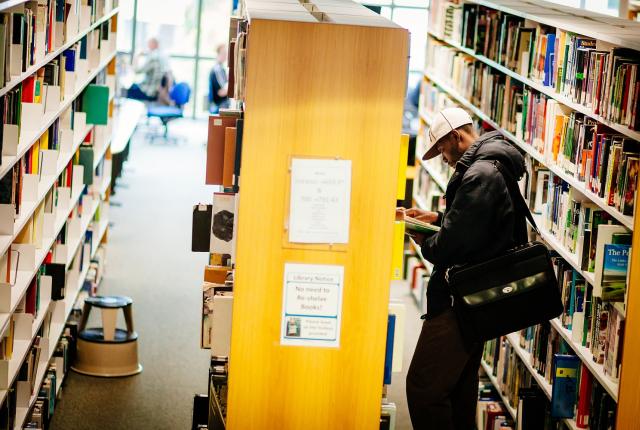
[454,131,504,172]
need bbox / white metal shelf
[0,8,119,98]
[465,0,640,51]
[0,124,111,343]
[423,71,634,230]
[0,49,117,183]
[0,0,28,12]
[13,258,91,430]
[0,193,101,409]
[505,333,553,397]
[0,124,92,338]
[0,299,51,405]
[412,192,429,211]
[417,157,449,191]
[0,50,116,265]
[550,318,619,401]
[480,359,518,420]
[419,109,433,126]
[426,31,640,142]
[531,213,597,286]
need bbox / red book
[576,364,593,428]
[25,278,38,315]
[484,402,505,430]
[206,115,237,185]
[22,76,36,103]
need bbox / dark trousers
[406,308,484,430]
[126,84,156,101]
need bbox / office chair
[146,82,191,141]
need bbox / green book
[78,147,94,185]
[82,84,109,125]
[404,217,440,235]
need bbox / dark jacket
[420,131,527,318]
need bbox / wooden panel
[616,197,640,428]
[226,18,408,430]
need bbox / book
[205,115,236,185]
[81,84,109,125]
[222,127,236,189]
[210,193,236,257]
[550,354,580,418]
[404,217,440,235]
[192,204,212,252]
[601,242,630,302]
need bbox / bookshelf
[480,359,518,420]
[416,0,640,427]
[220,2,408,428]
[0,1,117,426]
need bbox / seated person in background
[126,37,170,102]
[209,44,230,112]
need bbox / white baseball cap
[423,107,473,160]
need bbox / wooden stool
[72,296,143,377]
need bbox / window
[117,0,231,118]
[359,0,429,94]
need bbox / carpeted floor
[49,117,422,430]
[50,119,212,430]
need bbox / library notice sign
[288,157,352,244]
[280,263,344,348]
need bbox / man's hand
[404,208,439,224]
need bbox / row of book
[0,35,114,158]
[554,258,625,382]
[429,0,640,131]
[0,85,110,226]
[0,0,115,88]
[0,309,79,430]
[482,334,617,429]
[529,165,632,298]
[425,39,639,219]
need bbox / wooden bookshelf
[226,2,408,428]
[419,0,640,427]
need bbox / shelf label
[280,263,344,348]
[288,158,351,244]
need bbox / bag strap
[492,160,540,235]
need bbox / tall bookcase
[0,1,117,427]
[415,0,640,428]
[214,1,409,429]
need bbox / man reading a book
[401,107,526,429]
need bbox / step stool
[72,295,143,377]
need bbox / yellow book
[32,202,45,249]
[15,219,34,244]
[391,220,405,281]
[31,139,40,175]
[41,129,49,150]
[397,134,409,200]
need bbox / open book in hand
[404,217,440,235]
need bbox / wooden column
[226,7,409,430]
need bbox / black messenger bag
[445,161,563,342]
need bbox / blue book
[543,34,556,87]
[551,354,580,418]
[602,243,630,301]
[63,48,76,72]
[383,314,395,385]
